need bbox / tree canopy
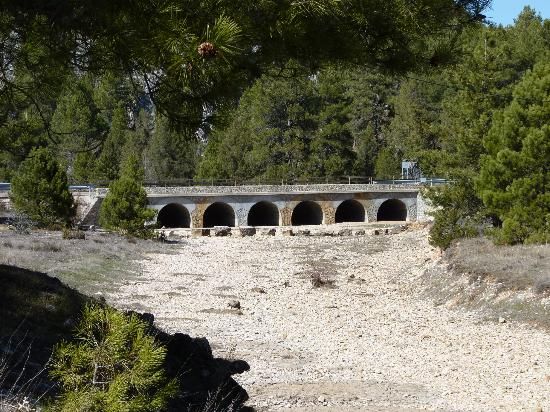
[0,0,488,133]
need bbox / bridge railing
[139,176,447,187]
[0,177,448,193]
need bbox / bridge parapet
[135,183,423,196]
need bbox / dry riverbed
[103,227,549,412]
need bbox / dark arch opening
[157,203,190,228]
[203,202,235,227]
[248,201,280,226]
[335,199,365,223]
[377,199,407,221]
[291,201,323,226]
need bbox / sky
[487,0,550,25]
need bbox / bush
[48,304,177,412]
[62,228,86,240]
[425,177,486,249]
[10,148,76,228]
[99,153,156,237]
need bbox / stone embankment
[109,226,550,411]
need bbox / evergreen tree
[308,69,355,177]
[424,12,550,247]
[94,105,129,182]
[99,153,156,236]
[49,304,177,412]
[476,62,550,244]
[10,148,75,227]
[51,75,107,175]
[146,115,198,182]
[374,147,401,179]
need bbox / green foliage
[146,115,198,181]
[426,176,485,249]
[48,304,177,412]
[0,0,486,153]
[94,105,129,182]
[10,148,75,227]
[99,154,156,236]
[423,10,550,247]
[374,148,400,179]
[197,65,378,181]
[476,61,550,244]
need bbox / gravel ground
[107,227,550,412]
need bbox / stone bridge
[1,183,432,229]
[135,183,430,229]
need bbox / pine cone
[197,42,217,58]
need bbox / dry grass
[422,237,550,330]
[446,237,550,294]
[0,228,179,295]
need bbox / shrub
[62,228,86,240]
[48,304,177,412]
[99,153,156,237]
[310,272,335,288]
[10,148,75,228]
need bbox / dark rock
[259,227,276,236]
[228,300,241,309]
[213,226,231,237]
[239,227,256,237]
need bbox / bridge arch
[203,202,235,227]
[248,201,279,226]
[335,199,365,223]
[291,201,323,226]
[377,199,407,221]
[157,203,191,228]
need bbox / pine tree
[476,62,550,244]
[10,148,76,227]
[94,105,129,182]
[146,114,198,182]
[99,153,156,236]
[49,304,177,412]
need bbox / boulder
[337,228,352,236]
[239,227,256,237]
[258,227,276,236]
[213,226,231,236]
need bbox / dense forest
[1,2,548,246]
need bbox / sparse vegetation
[61,229,85,240]
[310,272,336,288]
[422,237,550,330]
[0,230,175,295]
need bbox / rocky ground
[103,226,549,412]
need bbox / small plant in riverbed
[61,228,85,240]
[311,272,335,288]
